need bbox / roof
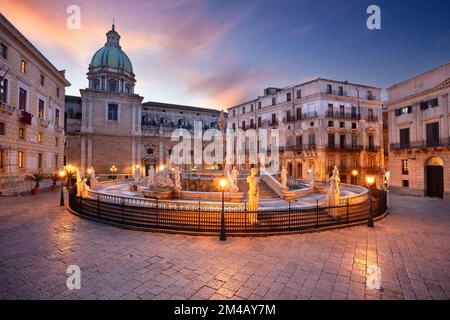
[90,45,133,74]
[65,95,82,103]
[143,101,224,115]
[387,61,450,90]
[0,13,70,87]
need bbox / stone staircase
[236,178,280,199]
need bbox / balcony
[366,115,378,122]
[326,144,364,152]
[390,138,450,151]
[325,111,361,120]
[0,101,15,115]
[301,112,318,120]
[366,146,380,152]
[55,125,64,133]
[38,118,50,128]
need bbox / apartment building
[387,62,450,199]
[0,14,70,195]
[227,78,384,185]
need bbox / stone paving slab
[0,192,450,300]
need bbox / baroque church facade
[65,25,223,179]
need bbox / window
[296,135,303,146]
[338,86,343,96]
[340,122,345,128]
[327,84,332,94]
[55,154,59,168]
[310,122,314,127]
[271,113,277,125]
[232,123,236,130]
[396,106,412,116]
[309,134,315,146]
[272,97,276,105]
[287,92,291,101]
[242,106,245,114]
[401,160,409,175]
[55,137,59,147]
[296,108,302,120]
[399,128,410,149]
[296,89,301,99]
[339,105,345,116]
[108,104,118,121]
[340,135,346,148]
[232,109,236,117]
[55,109,60,126]
[0,122,5,135]
[250,118,254,128]
[38,153,42,169]
[402,180,409,188]
[56,87,60,97]
[426,122,439,147]
[38,99,45,118]
[109,80,117,92]
[250,104,254,112]
[257,101,262,109]
[368,135,374,150]
[367,91,373,100]
[0,78,7,103]
[257,117,262,128]
[328,104,333,115]
[40,75,45,86]
[19,88,27,111]
[420,98,438,110]
[94,80,100,91]
[19,128,25,139]
[352,135,358,147]
[147,148,154,155]
[242,121,246,129]
[286,110,292,122]
[37,132,43,143]
[18,151,24,169]
[124,84,130,94]
[351,106,358,118]
[328,121,334,128]
[0,43,7,59]
[21,59,27,73]
[328,133,335,147]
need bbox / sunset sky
[2,0,450,110]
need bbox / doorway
[426,156,444,198]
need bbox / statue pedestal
[327,191,340,218]
[174,185,182,199]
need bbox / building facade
[227,79,384,185]
[65,25,223,179]
[0,14,70,195]
[387,62,450,199]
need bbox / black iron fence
[68,190,388,236]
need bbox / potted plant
[25,172,47,195]
[49,172,60,192]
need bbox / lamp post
[352,169,359,185]
[59,169,66,206]
[366,175,375,227]
[219,177,228,241]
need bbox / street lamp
[59,169,66,206]
[352,169,359,185]
[366,175,375,227]
[219,177,228,241]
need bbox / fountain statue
[281,165,288,190]
[308,165,316,190]
[327,166,341,218]
[231,166,239,192]
[247,168,259,212]
[87,167,101,190]
[76,169,83,197]
[173,166,182,197]
[147,165,155,188]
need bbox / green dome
[91,45,133,74]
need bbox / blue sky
[3,0,450,108]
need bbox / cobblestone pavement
[1,192,449,300]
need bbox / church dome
[89,24,133,74]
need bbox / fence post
[346,198,349,224]
[288,201,291,230]
[122,200,125,224]
[316,200,319,228]
[198,201,201,231]
[97,195,100,218]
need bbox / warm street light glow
[58,170,65,178]
[110,165,118,173]
[366,176,375,186]
[307,169,312,173]
[352,169,358,176]
[219,177,228,189]
[87,168,92,175]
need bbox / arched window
[109,79,117,92]
[94,79,100,91]
[124,83,130,94]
